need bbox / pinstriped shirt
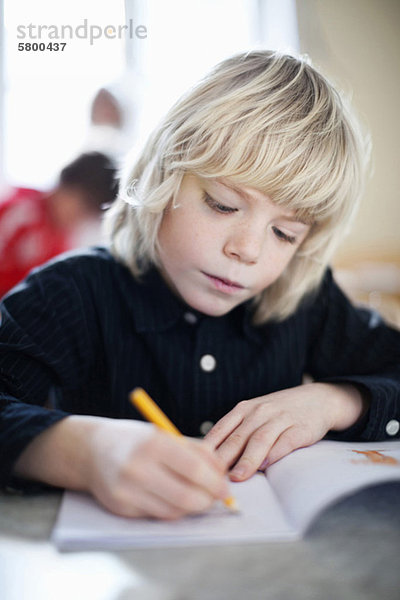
[0,247,399,486]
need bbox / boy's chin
[185,295,240,318]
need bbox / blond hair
[104,50,369,323]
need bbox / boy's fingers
[211,412,273,469]
[203,409,245,449]
[191,437,228,473]
[267,427,316,466]
[115,435,229,518]
[141,463,217,514]
[228,421,291,481]
[213,428,249,469]
[155,435,230,500]
[110,486,185,520]
[95,464,188,520]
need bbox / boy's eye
[204,193,237,214]
[272,226,296,244]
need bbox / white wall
[297,0,400,262]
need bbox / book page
[266,440,400,533]
[53,473,298,551]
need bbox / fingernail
[230,466,245,479]
[259,458,269,471]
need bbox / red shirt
[0,188,69,297]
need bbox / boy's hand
[204,383,366,481]
[87,420,230,520]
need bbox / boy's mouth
[203,272,245,293]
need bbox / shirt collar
[128,266,266,344]
[242,303,267,345]
[128,267,186,333]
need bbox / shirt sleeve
[0,255,101,487]
[306,268,400,442]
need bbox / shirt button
[199,420,214,436]
[386,420,400,436]
[183,312,197,325]
[200,354,217,372]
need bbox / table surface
[1,483,399,600]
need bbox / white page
[267,440,400,534]
[53,473,298,551]
[53,439,400,550]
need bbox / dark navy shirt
[1,247,399,487]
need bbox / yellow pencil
[130,387,239,513]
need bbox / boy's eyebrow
[214,179,250,200]
[281,214,314,226]
[214,179,313,226]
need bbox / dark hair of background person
[59,151,119,212]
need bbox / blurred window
[0,0,298,189]
[127,0,299,146]
[2,0,125,189]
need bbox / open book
[52,440,400,550]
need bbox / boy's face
[157,175,310,317]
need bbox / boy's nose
[223,227,263,264]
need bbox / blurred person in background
[0,151,118,297]
[83,70,139,162]
[85,88,127,159]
